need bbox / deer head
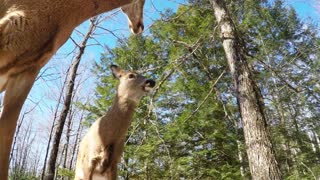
[121,0,146,34]
[111,64,155,103]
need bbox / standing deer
[0,0,145,178]
[75,65,155,180]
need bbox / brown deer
[75,65,155,180]
[0,0,145,178]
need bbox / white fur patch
[74,168,84,179]
[92,173,106,180]
[74,169,107,180]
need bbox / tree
[41,65,69,180]
[210,0,282,179]
[235,0,320,177]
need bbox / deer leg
[0,69,39,179]
[0,75,8,92]
[106,163,118,180]
[106,140,125,180]
[0,51,16,92]
[83,158,98,180]
[83,167,94,180]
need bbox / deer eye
[128,74,136,79]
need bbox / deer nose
[139,22,144,31]
[146,79,155,88]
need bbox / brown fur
[0,1,145,179]
[75,65,155,180]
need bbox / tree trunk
[63,108,74,170]
[41,67,69,180]
[210,0,282,179]
[311,130,320,162]
[68,111,84,170]
[45,17,97,180]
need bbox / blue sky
[287,0,319,23]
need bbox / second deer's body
[75,65,155,180]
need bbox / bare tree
[10,111,38,179]
[10,104,39,164]
[62,105,74,170]
[41,67,70,180]
[210,0,282,179]
[69,111,85,171]
[45,17,98,180]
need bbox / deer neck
[63,0,134,26]
[96,94,137,144]
[107,94,137,124]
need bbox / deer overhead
[0,0,145,178]
[75,65,155,180]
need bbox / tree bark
[210,0,282,179]
[68,111,84,170]
[63,107,74,170]
[41,66,69,180]
[311,130,320,162]
[45,17,97,180]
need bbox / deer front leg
[83,155,101,180]
[83,163,95,180]
[0,69,39,179]
[74,157,94,180]
[106,140,125,180]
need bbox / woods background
[7,0,320,179]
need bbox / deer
[0,0,145,178]
[74,65,155,180]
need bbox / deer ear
[110,65,122,79]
